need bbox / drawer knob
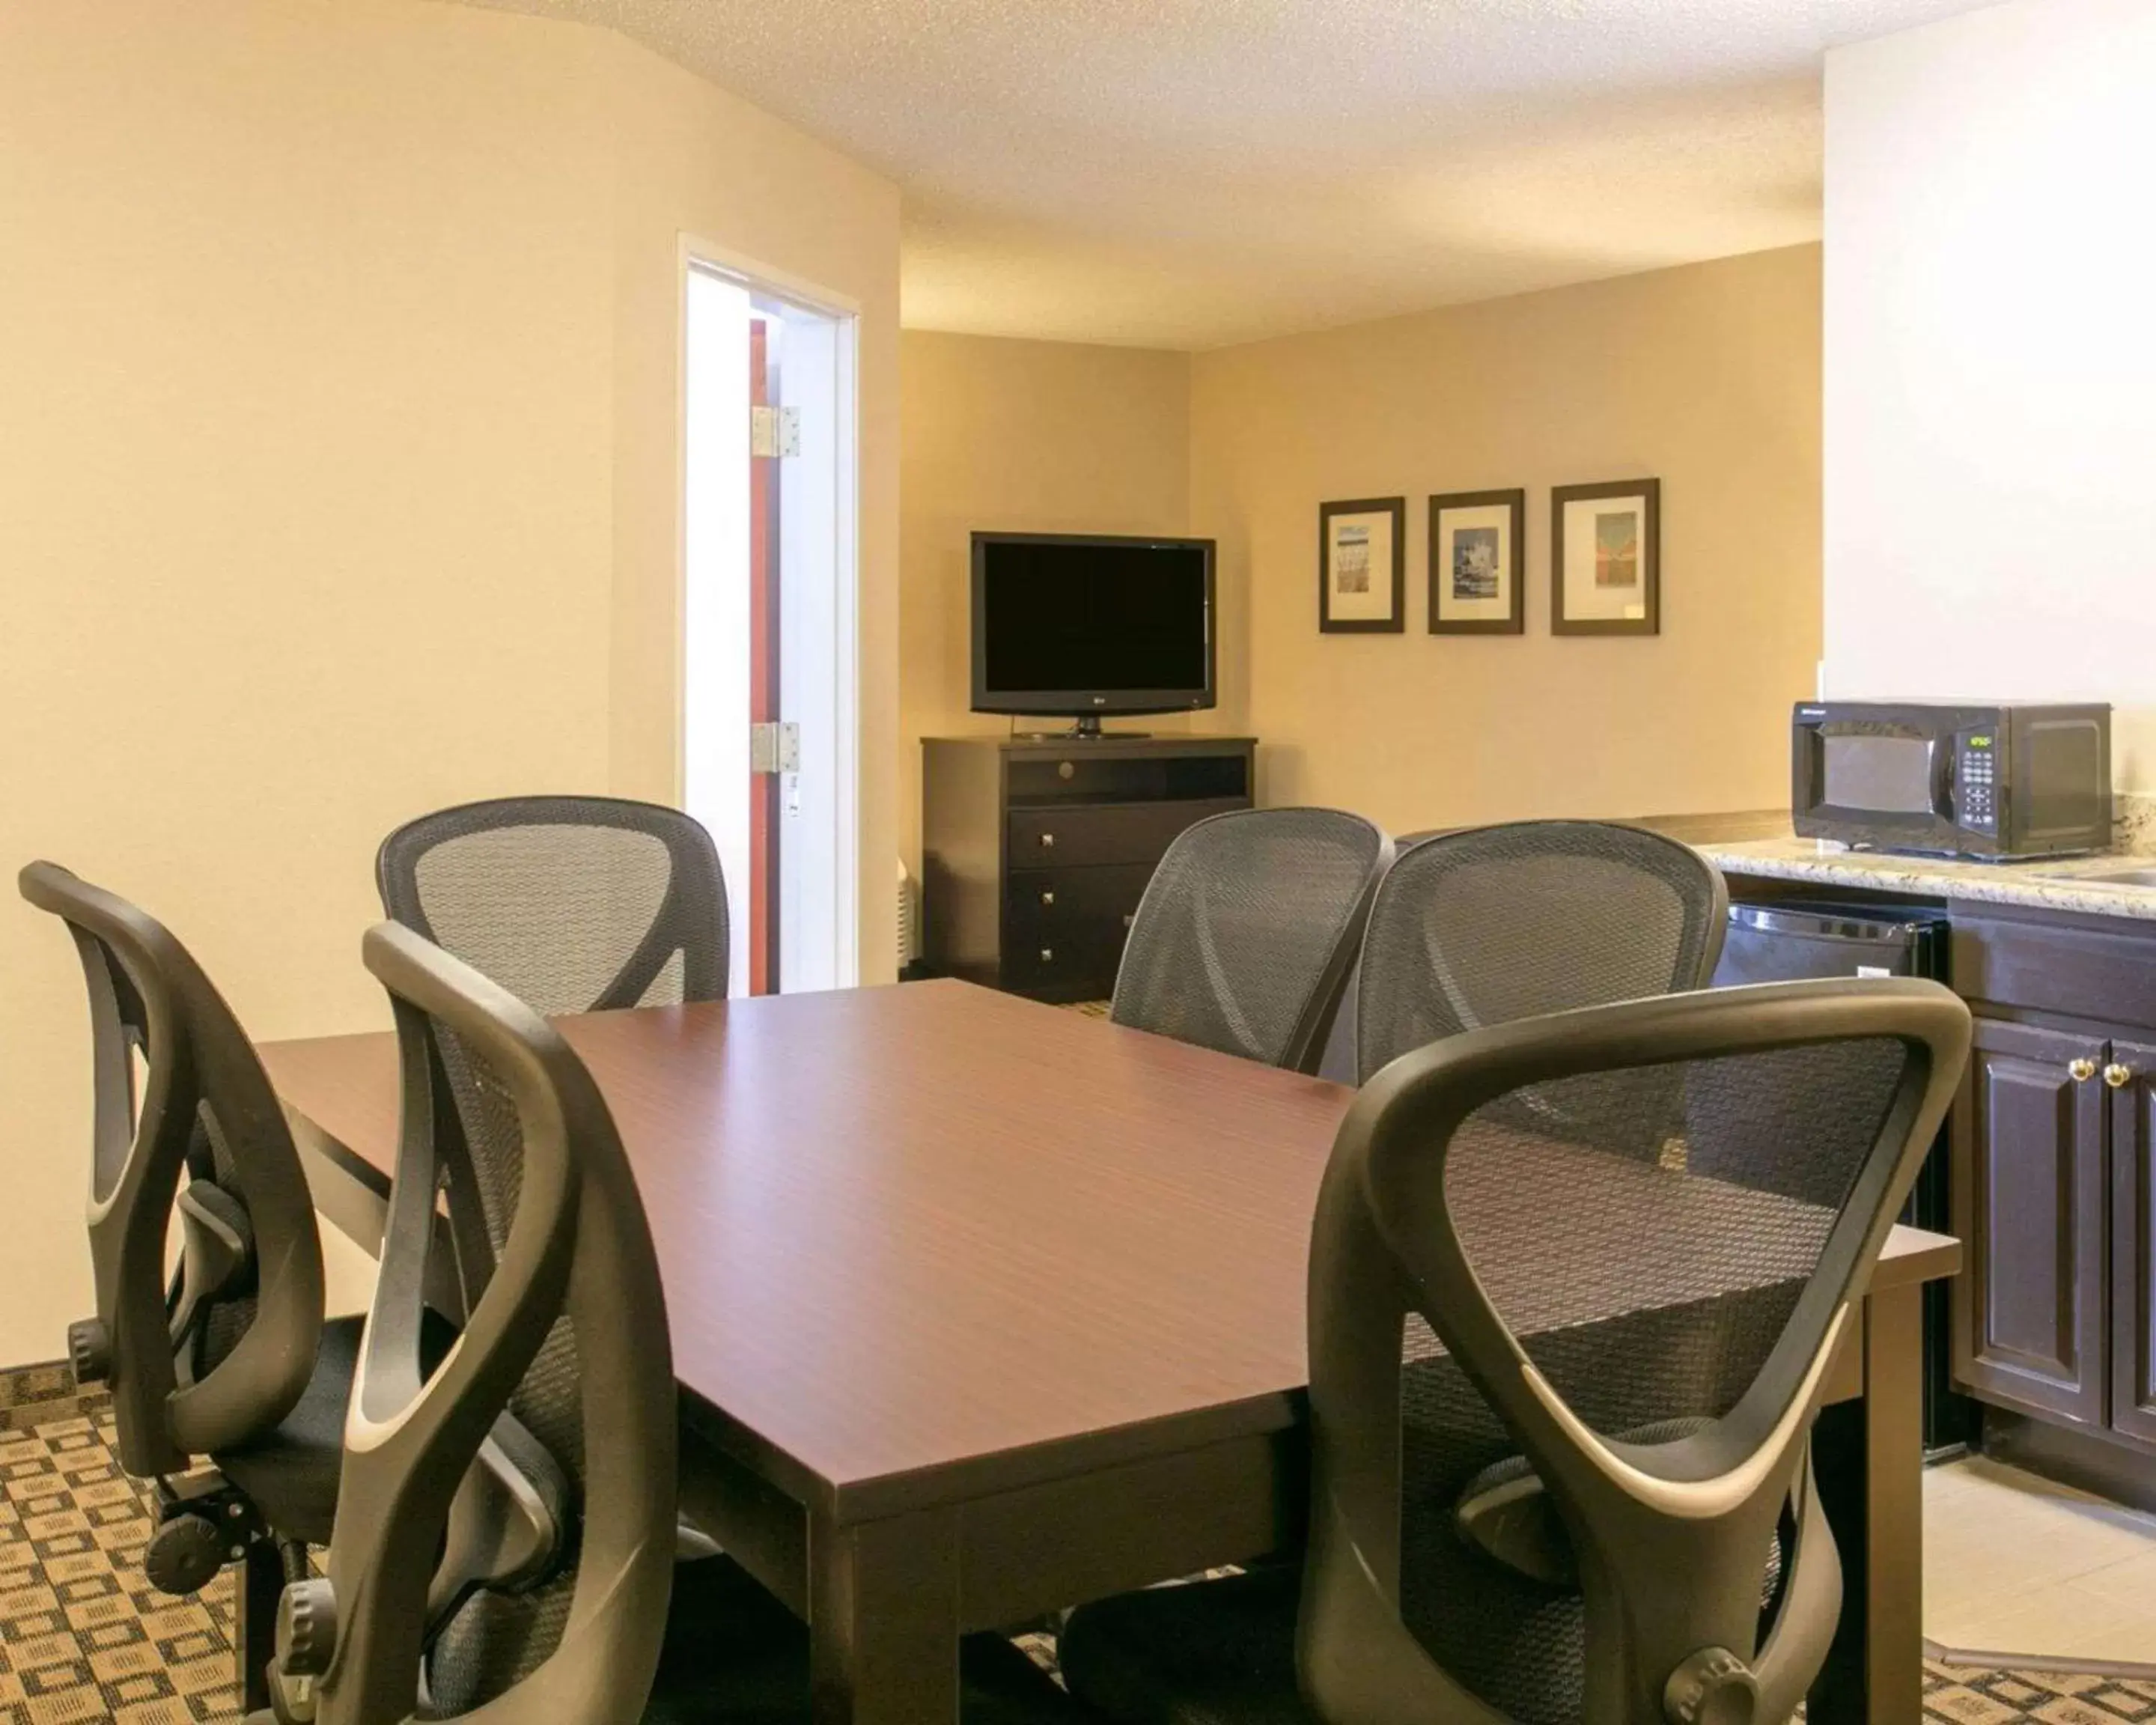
[2070,1057,2097,1083]
[1039,947,1054,964]
[1038,832,1056,849]
[1122,913,1135,929]
[2105,1062,2135,1089]
[1040,889,1055,907]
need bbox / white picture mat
[1434,501,1514,621]
[1326,509,1395,621]
[1559,493,1650,621]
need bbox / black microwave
[1791,701,2111,860]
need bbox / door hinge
[750,720,800,774]
[750,405,800,459]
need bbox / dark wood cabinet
[1952,1017,2108,1429]
[1943,909,2156,1470]
[1690,890,2156,1491]
[920,735,1256,1003]
[2111,1039,2156,1446]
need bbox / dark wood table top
[261,979,1960,1522]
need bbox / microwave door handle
[1929,735,1957,821]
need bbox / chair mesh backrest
[377,796,728,1015]
[1110,809,1389,1071]
[1397,1038,1912,1724]
[426,1028,587,1713]
[1356,821,1725,1083]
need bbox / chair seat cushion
[643,1556,1091,1725]
[1059,1567,1315,1725]
[210,1312,366,1545]
[214,1309,458,1546]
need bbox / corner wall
[605,32,901,965]
[898,332,1193,871]
[1823,0,2156,787]
[1188,245,1824,833]
[0,0,899,1363]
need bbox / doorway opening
[682,257,859,996]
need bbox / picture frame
[1318,496,1406,633]
[1551,478,1660,636]
[1428,488,1526,635]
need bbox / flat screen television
[971,532,1216,735]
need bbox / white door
[682,261,858,995]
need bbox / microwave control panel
[1958,729,1999,833]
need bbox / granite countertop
[1697,833,2156,922]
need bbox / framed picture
[1428,489,1525,634]
[1318,497,1405,633]
[1551,478,1660,636]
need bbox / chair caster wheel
[143,1512,227,1596]
[67,1318,111,1387]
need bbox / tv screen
[972,533,1216,719]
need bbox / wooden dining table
[258,977,1958,1725]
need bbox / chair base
[237,1535,293,1717]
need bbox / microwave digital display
[1823,734,1934,814]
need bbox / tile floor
[1925,1454,2156,1669]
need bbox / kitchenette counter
[1699,808,2156,1503]
[1696,836,2156,922]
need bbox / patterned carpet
[4,1375,2152,1724]
[1,1385,237,1724]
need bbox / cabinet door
[2110,1038,2156,1449]
[1952,1017,2108,1427]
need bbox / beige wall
[1824,0,2156,786]
[1190,245,1824,834]
[898,332,1192,868]
[0,0,898,1363]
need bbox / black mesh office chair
[1111,809,1392,1073]
[254,923,1092,1725]
[1059,976,1970,1725]
[1353,821,1727,1083]
[379,794,749,1574]
[19,862,351,1710]
[375,795,729,1014]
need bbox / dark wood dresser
[921,734,1256,1003]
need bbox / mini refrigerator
[1714,899,1976,1455]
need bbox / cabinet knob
[1038,832,1056,849]
[1123,913,1135,929]
[2069,1057,2097,1083]
[1040,889,1055,907]
[2105,1062,2135,1089]
[1039,947,1054,964]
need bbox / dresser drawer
[1007,798,1246,869]
[1002,920,1128,999]
[1005,862,1155,934]
[1005,865,1153,998]
[1952,911,2156,1029]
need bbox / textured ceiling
[468,0,1997,349]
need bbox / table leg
[1808,1282,1925,1725]
[808,1506,962,1724]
